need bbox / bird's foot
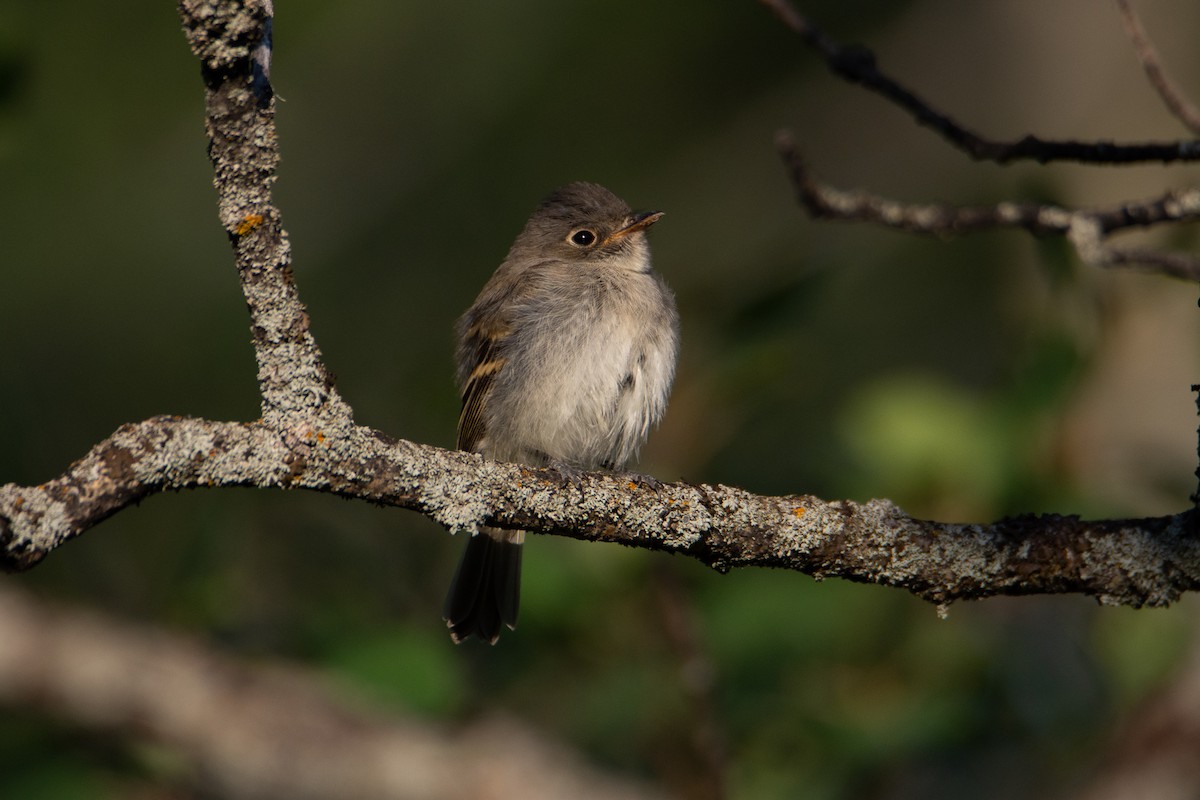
[543,459,585,487]
[622,470,664,491]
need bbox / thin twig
[1105,246,1200,281]
[1115,0,1200,136]
[776,132,1200,280]
[759,0,1200,164]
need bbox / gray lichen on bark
[1,0,1198,612]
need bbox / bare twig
[1104,246,1200,281]
[1115,0,1200,136]
[759,0,1200,164]
[776,133,1200,280]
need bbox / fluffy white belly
[486,271,676,470]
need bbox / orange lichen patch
[627,481,639,491]
[315,432,326,444]
[234,213,265,235]
[792,506,806,517]
[13,496,23,509]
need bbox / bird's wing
[456,323,508,453]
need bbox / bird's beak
[607,210,664,243]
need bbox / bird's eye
[568,229,597,247]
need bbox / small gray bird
[443,182,679,644]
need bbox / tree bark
[0,0,1197,614]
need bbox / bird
[443,181,679,644]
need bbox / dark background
[1,1,1198,797]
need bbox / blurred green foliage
[1,1,1199,798]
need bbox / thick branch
[0,583,662,800]
[1,415,1197,609]
[182,0,348,429]
[4,0,1193,632]
[759,0,1200,164]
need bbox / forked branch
[764,0,1200,279]
[0,0,1197,614]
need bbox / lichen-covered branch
[1,0,1197,614]
[1,414,1197,609]
[182,0,348,430]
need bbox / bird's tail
[443,527,523,644]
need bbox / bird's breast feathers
[483,268,677,468]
